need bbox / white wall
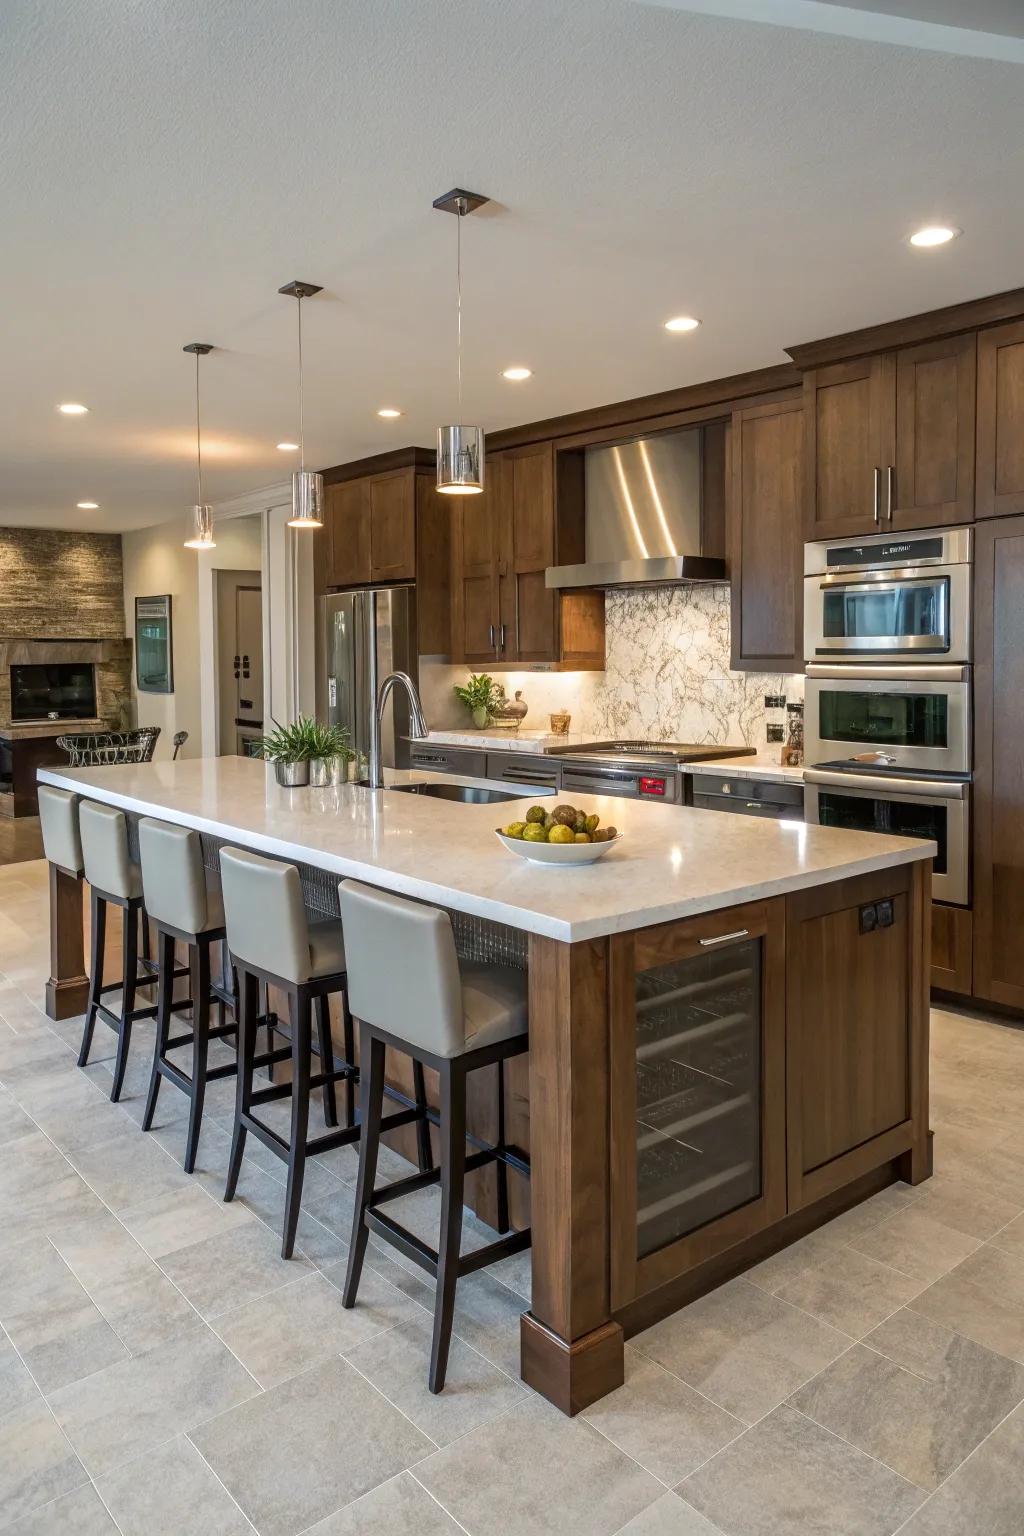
[121,487,315,759]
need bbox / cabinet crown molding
[786,285,1024,370]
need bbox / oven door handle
[818,577,941,597]
[804,767,969,799]
[561,770,637,795]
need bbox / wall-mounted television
[10,662,97,721]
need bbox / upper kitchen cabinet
[728,396,804,671]
[977,320,1024,519]
[801,336,976,541]
[451,441,605,669]
[321,449,451,656]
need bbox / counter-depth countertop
[423,731,807,784]
[38,757,929,943]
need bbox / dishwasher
[688,771,804,820]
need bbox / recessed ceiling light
[909,225,960,248]
[58,402,89,415]
[376,408,402,419]
[664,316,701,333]
[76,501,99,510]
[277,441,299,451]
[501,366,532,381]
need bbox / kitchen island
[38,757,933,1414]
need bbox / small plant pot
[273,760,310,788]
[309,755,349,787]
[471,706,490,728]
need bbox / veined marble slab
[420,729,603,753]
[39,758,929,943]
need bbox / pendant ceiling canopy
[182,342,216,549]
[279,280,324,529]
[433,188,489,495]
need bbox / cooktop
[551,740,756,765]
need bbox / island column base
[45,864,89,1020]
[520,1314,624,1415]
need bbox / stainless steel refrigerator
[316,586,417,776]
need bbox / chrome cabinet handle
[699,929,750,947]
[873,467,881,525]
[488,624,495,649]
[886,465,894,522]
[499,623,507,650]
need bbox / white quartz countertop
[680,755,807,786]
[39,757,929,943]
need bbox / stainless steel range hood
[546,428,728,590]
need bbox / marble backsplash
[421,585,804,752]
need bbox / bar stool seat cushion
[460,962,528,1051]
[308,920,346,978]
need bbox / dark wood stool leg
[430,1058,467,1394]
[140,907,151,968]
[110,902,138,1103]
[79,888,105,1068]
[495,1058,511,1236]
[262,981,275,1082]
[341,988,356,1129]
[315,993,338,1128]
[282,989,311,1259]
[225,968,257,1201]
[183,939,211,1174]
[141,930,175,1132]
[413,1059,434,1173]
[342,1026,385,1308]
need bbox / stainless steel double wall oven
[803,528,973,906]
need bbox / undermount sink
[389,781,546,806]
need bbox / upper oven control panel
[804,525,972,577]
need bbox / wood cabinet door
[729,398,803,671]
[803,356,891,541]
[785,863,928,1210]
[892,333,976,529]
[931,902,972,996]
[973,515,1024,1008]
[325,480,370,587]
[609,900,786,1309]
[452,460,503,665]
[505,443,557,662]
[977,321,1024,520]
[368,471,416,582]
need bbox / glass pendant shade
[184,503,216,549]
[437,424,484,494]
[288,469,324,527]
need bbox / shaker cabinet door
[977,321,1024,520]
[729,398,803,671]
[803,356,890,541]
[892,333,976,530]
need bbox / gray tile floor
[2,859,1024,1533]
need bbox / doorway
[215,569,264,756]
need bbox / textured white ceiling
[2,0,1023,532]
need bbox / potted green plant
[308,720,354,787]
[257,716,322,787]
[453,673,497,729]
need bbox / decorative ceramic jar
[489,687,528,730]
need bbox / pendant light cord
[297,295,305,473]
[456,196,465,423]
[194,349,203,505]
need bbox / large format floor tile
[0,1396,87,1528]
[191,1357,434,1536]
[633,1277,852,1423]
[582,1349,744,1486]
[772,1245,925,1339]
[414,1394,663,1536]
[116,1182,257,1260]
[680,1405,924,1535]
[790,1308,1024,1490]
[908,1243,1024,1362]
[47,1326,257,1477]
[897,1400,1024,1535]
[302,1471,465,1535]
[156,1219,313,1320]
[613,1493,725,1535]
[2,1481,118,1535]
[96,1434,251,1536]
[847,1206,983,1284]
[0,1235,128,1395]
[67,1132,193,1212]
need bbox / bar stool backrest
[37,785,84,875]
[339,879,464,1058]
[79,801,135,901]
[139,818,210,935]
[220,846,311,983]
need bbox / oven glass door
[820,577,948,654]
[818,688,947,751]
[816,790,948,873]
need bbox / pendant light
[279,280,324,528]
[183,342,216,549]
[433,188,489,495]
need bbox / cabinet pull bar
[873,466,881,525]
[886,464,894,522]
[499,623,507,650]
[698,929,750,947]
[488,623,495,649]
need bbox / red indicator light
[640,777,666,796]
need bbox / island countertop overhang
[37,757,935,943]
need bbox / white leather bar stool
[338,878,531,1394]
[137,818,241,1172]
[219,846,370,1257]
[78,800,165,1100]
